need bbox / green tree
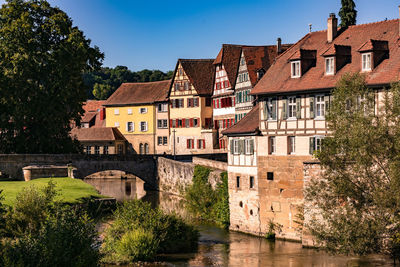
[339,0,357,28]
[0,0,103,154]
[305,73,400,260]
[92,83,114,100]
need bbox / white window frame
[94,145,100,155]
[157,136,163,146]
[86,146,91,155]
[362,53,372,71]
[288,96,297,119]
[114,122,120,128]
[315,136,324,151]
[163,136,168,145]
[114,109,119,115]
[127,108,132,115]
[291,61,301,78]
[139,107,148,114]
[245,139,252,155]
[158,103,168,112]
[325,57,334,75]
[289,136,296,155]
[126,121,134,132]
[315,95,325,118]
[233,139,240,155]
[140,121,148,132]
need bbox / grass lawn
[0,178,107,206]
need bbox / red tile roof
[81,111,97,123]
[222,104,260,135]
[71,127,126,141]
[252,19,400,95]
[104,80,172,106]
[82,100,105,113]
[177,59,215,95]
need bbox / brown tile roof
[252,19,400,95]
[81,111,97,123]
[83,100,105,113]
[222,104,260,135]
[70,127,126,142]
[104,80,172,106]
[213,44,292,89]
[176,59,215,95]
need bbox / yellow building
[169,59,216,155]
[104,80,171,154]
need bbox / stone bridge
[0,154,227,190]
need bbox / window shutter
[296,96,302,119]
[310,96,315,118]
[324,95,330,114]
[263,101,268,120]
[182,119,186,127]
[230,140,234,154]
[189,118,193,127]
[192,140,194,149]
[309,137,315,155]
[126,122,129,132]
[272,98,277,120]
[239,139,245,154]
[203,140,205,149]
[250,139,254,154]
[187,139,190,149]
[170,119,173,128]
[282,98,288,119]
[145,122,148,131]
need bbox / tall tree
[339,0,357,28]
[0,0,103,153]
[305,73,400,260]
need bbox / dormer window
[291,61,301,78]
[362,53,372,71]
[325,57,334,75]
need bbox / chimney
[327,13,338,43]
[277,38,282,53]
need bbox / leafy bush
[116,228,159,262]
[185,166,230,228]
[101,200,198,264]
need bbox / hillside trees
[0,0,103,153]
[305,73,400,260]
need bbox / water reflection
[86,179,393,267]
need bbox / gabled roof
[83,100,105,113]
[176,59,215,95]
[222,104,260,136]
[71,127,126,142]
[104,80,172,106]
[243,45,292,87]
[213,44,292,89]
[252,19,400,95]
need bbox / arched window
[144,143,149,155]
[139,143,144,155]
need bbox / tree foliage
[339,0,357,28]
[0,0,103,153]
[305,73,400,259]
[84,66,173,100]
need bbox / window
[157,119,167,129]
[362,53,372,71]
[94,146,100,155]
[139,108,147,114]
[86,146,91,155]
[144,143,149,154]
[288,96,297,118]
[197,139,205,149]
[179,68,183,76]
[269,136,276,154]
[236,176,240,188]
[245,139,254,155]
[193,118,198,127]
[233,139,240,154]
[291,61,301,78]
[163,136,168,145]
[184,81,189,90]
[193,98,199,107]
[224,81,229,88]
[118,144,123,154]
[127,108,132,115]
[103,145,109,155]
[174,83,180,91]
[266,97,277,120]
[186,139,194,149]
[185,119,190,128]
[250,176,254,189]
[126,122,134,132]
[179,99,184,108]
[114,122,120,128]
[240,57,245,65]
[267,172,274,181]
[114,109,119,115]
[158,136,163,146]
[158,103,168,112]
[325,57,334,75]
[288,136,295,154]
[310,136,325,154]
[315,95,325,118]
[140,121,148,132]
[139,143,144,154]
[205,97,212,107]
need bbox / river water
[85,178,394,267]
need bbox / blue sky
[1,0,399,71]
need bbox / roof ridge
[121,80,171,85]
[179,58,214,61]
[348,18,398,28]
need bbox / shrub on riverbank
[185,166,230,228]
[0,181,101,266]
[101,200,198,264]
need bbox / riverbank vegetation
[0,178,104,206]
[0,181,100,266]
[305,73,400,262]
[184,165,230,228]
[101,200,198,264]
